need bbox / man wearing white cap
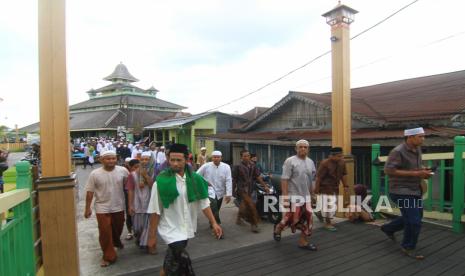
[131,143,143,159]
[155,146,166,170]
[274,139,317,251]
[381,126,432,260]
[197,150,232,238]
[84,150,129,267]
[196,146,208,169]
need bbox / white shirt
[96,143,103,153]
[131,148,143,159]
[106,143,114,151]
[156,151,166,164]
[197,162,232,199]
[147,173,210,244]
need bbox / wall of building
[191,115,216,159]
[254,100,331,131]
[177,128,191,148]
[215,114,246,163]
[253,99,374,132]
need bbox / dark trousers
[209,197,224,224]
[83,156,93,168]
[123,189,133,232]
[382,194,423,250]
[163,240,195,276]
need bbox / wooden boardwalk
[127,222,465,276]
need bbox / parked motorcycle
[255,174,281,224]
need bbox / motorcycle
[255,174,282,224]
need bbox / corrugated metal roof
[240,107,269,121]
[20,109,178,133]
[294,69,465,123]
[69,94,186,110]
[144,112,216,129]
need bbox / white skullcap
[100,150,116,157]
[296,139,310,146]
[404,127,425,136]
[211,150,222,156]
[125,157,132,162]
[201,147,207,151]
[160,146,165,149]
[141,151,152,157]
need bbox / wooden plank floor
[126,222,465,276]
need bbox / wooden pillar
[37,0,79,275]
[330,23,352,154]
[323,4,358,216]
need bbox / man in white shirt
[84,150,129,267]
[131,144,143,159]
[155,146,166,167]
[197,150,232,234]
[147,143,222,276]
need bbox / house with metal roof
[20,63,186,140]
[144,111,248,163]
[205,70,465,185]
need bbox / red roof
[240,107,269,121]
[293,70,465,123]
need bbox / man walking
[197,150,232,238]
[232,149,269,233]
[147,143,222,276]
[274,140,317,251]
[314,147,348,231]
[381,127,432,260]
[84,150,129,267]
[196,147,208,169]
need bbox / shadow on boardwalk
[127,222,465,276]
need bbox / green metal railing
[0,161,36,276]
[371,136,465,234]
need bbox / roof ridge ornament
[103,63,139,83]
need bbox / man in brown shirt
[381,127,432,260]
[232,149,269,233]
[315,147,348,231]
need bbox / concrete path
[75,165,341,276]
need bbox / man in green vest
[147,143,222,276]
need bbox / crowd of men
[83,126,430,274]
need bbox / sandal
[273,224,282,242]
[148,247,158,255]
[324,225,337,232]
[298,243,318,251]
[401,248,424,260]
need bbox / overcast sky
[1,0,464,128]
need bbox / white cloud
[1,0,465,128]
